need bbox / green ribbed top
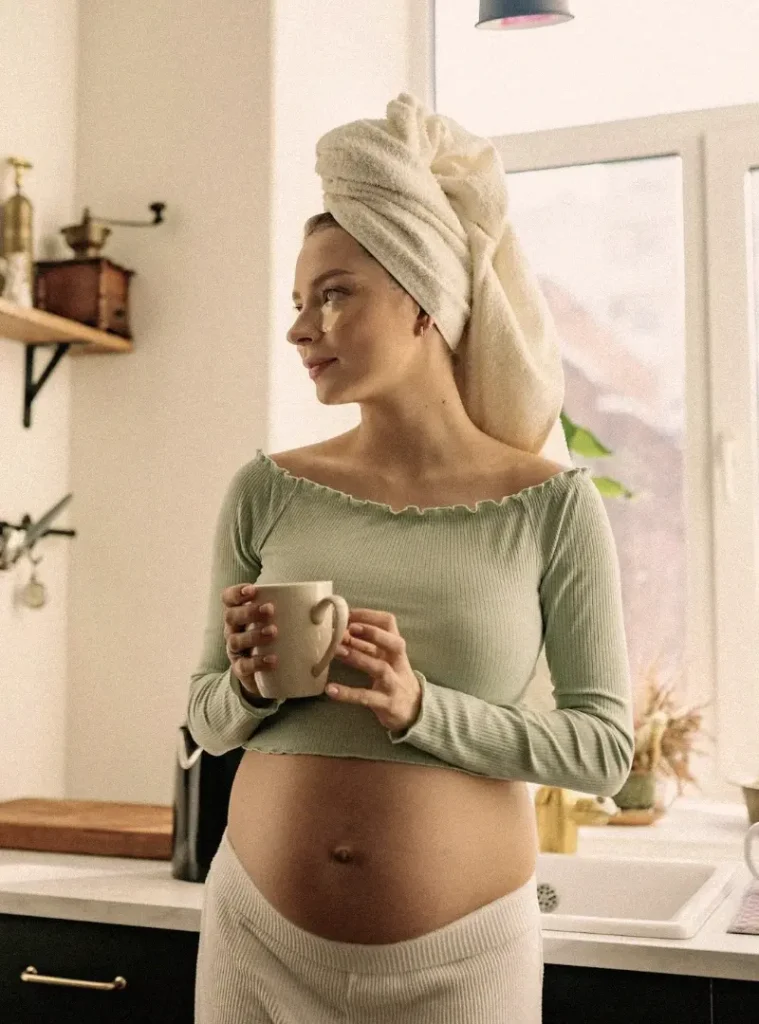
[188,450,634,796]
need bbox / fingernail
[242,585,255,595]
[261,625,275,637]
[263,655,277,665]
[261,603,274,614]
[336,644,349,656]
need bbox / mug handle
[745,822,759,880]
[310,595,350,678]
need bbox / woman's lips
[309,359,338,379]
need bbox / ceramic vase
[613,770,657,810]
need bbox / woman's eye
[291,288,344,314]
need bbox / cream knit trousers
[195,831,544,1023]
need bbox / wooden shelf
[0,297,132,354]
[0,297,133,426]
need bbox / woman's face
[288,226,423,405]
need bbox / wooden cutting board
[0,799,173,860]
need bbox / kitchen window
[434,1,759,804]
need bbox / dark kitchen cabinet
[712,976,759,1023]
[0,912,198,1023]
[543,964,712,1024]
[1,910,756,1023]
[544,964,759,1024]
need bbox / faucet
[534,786,619,853]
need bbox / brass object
[742,786,759,825]
[0,157,35,303]
[21,965,127,991]
[2,156,34,257]
[60,202,166,258]
[534,786,614,853]
[20,551,47,608]
[60,207,111,258]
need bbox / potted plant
[613,658,713,811]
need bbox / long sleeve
[187,462,285,756]
[388,474,635,796]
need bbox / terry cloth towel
[727,879,759,934]
[315,92,569,462]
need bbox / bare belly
[226,750,538,944]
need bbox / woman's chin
[317,390,351,406]
[314,380,348,404]
[314,372,355,404]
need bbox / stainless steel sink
[536,852,740,939]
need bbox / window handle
[715,431,737,504]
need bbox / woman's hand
[222,584,278,699]
[327,609,422,733]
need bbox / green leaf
[561,412,613,459]
[591,475,636,500]
[560,409,637,499]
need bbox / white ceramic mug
[745,821,759,879]
[252,581,349,700]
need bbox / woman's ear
[415,309,433,335]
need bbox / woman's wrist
[229,668,274,707]
[239,681,275,707]
[243,692,275,707]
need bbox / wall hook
[0,493,76,571]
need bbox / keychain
[21,550,47,609]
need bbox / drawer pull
[21,965,127,991]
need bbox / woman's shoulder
[501,450,572,495]
[227,444,321,501]
[265,443,330,476]
[264,434,358,490]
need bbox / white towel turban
[314,92,572,464]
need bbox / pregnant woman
[188,93,634,1023]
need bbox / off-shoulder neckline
[254,449,590,518]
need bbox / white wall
[0,0,433,805]
[67,0,275,801]
[0,1,78,800]
[436,0,759,135]
[268,0,433,451]
[64,0,433,802]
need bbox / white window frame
[489,103,759,800]
[703,128,759,785]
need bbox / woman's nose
[287,312,321,346]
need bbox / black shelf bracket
[24,342,71,428]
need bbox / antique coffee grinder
[34,202,166,340]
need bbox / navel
[329,844,358,865]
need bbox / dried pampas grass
[632,657,714,796]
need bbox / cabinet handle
[21,964,127,991]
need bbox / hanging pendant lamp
[476,1,574,30]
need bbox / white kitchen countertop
[0,798,756,981]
